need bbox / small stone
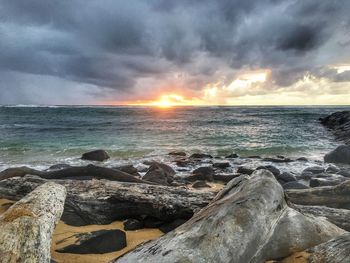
[212,162,230,169]
[124,219,143,231]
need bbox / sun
[150,94,185,108]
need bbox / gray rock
[256,165,280,176]
[114,165,140,176]
[192,181,211,188]
[169,151,187,157]
[326,164,340,173]
[302,166,325,175]
[115,170,345,263]
[310,177,347,187]
[324,145,350,164]
[57,229,126,254]
[212,162,230,169]
[190,166,214,181]
[47,164,72,171]
[0,182,66,263]
[123,219,143,231]
[143,162,176,185]
[276,172,297,183]
[262,157,293,163]
[296,157,308,161]
[237,166,254,175]
[338,169,350,177]
[225,153,239,158]
[81,149,110,162]
[159,219,187,233]
[189,153,213,159]
[320,111,350,144]
[283,181,309,190]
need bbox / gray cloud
[0,0,350,104]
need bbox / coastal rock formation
[0,175,215,226]
[324,145,350,164]
[294,205,350,231]
[320,111,350,144]
[143,162,176,185]
[81,149,110,161]
[57,229,126,254]
[0,164,153,184]
[115,170,344,263]
[286,180,350,209]
[0,182,66,263]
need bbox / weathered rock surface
[115,170,344,263]
[294,205,350,231]
[189,153,213,159]
[212,162,230,169]
[324,145,350,164]
[57,229,126,254]
[81,149,110,161]
[237,166,254,175]
[142,162,176,185]
[192,180,211,188]
[256,165,280,176]
[0,175,215,226]
[283,181,309,190]
[320,111,350,144]
[114,165,140,177]
[189,166,214,181]
[0,182,66,263]
[0,164,151,184]
[123,219,143,231]
[286,180,350,209]
[309,176,347,187]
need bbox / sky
[1,0,350,105]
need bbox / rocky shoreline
[0,111,350,262]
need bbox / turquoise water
[0,105,348,169]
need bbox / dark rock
[236,166,254,175]
[169,151,187,157]
[276,172,297,183]
[256,165,280,176]
[283,181,309,190]
[81,150,110,162]
[262,157,293,163]
[189,153,213,159]
[47,164,72,171]
[124,219,143,231]
[213,174,241,183]
[324,145,350,164]
[296,157,308,161]
[192,181,211,188]
[302,166,325,175]
[115,165,140,177]
[326,164,340,173]
[143,162,176,185]
[247,155,261,159]
[57,229,126,254]
[320,111,350,144]
[338,170,350,177]
[191,167,214,181]
[0,166,44,181]
[225,153,239,158]
[212,162,230,169]
[144,217,164,228]
[159,219,187,233]
[175,159,192,167]
[310,177,347,188]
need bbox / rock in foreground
[115,170,344,263]
[0,182,66,263]
[324,145,350,164]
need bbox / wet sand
[0,198,163,263]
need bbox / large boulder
[0,182,66,263]
[115,170,345,263]
[324,145,350,164]
[81,149,110,162]
[320,111,350,144]
[143,162,176,185]
[188,166,214,181]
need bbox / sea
[0,105,349,171]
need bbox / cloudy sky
[1,0,350,105]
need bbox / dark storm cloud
[0,0,350,104]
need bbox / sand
[0,199,163,263]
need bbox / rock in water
[57,229,126,254]
[324,145,350,164]
[123,219,143,231]
[114,170,344,263]
[81,149,110,161]
[320,111,350,144]
[0,182,66,263]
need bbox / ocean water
[0,105,349,170]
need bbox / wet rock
[338,169,350,177]
[212,162,230,169]
[190,167,214,181]
[256,165,280,176]
[114,165,140,177]
[81,149,110,162]
[247,155,261,159]
[326,164,340,173]
[143,217,164,228]
[296,157,308,161]
[237,166,254,175]
[0,182,66,262]
[192,181,211,188]
[320,110,350,144]
[57,229,126,254]
[283,181,309,190]
[159,219,187,233]
[213,174,241,183]
[309,177,347,187]
[275,172,297,183]
[262,157,293,163]
[302,166,325,175]
[169,151,187,157]
[143,162,176,185]
[324,145,350,164]
[123,219,143,231]
[48,164,72,171]
[175,159,192,167]
[225,153,239,158]
[115,170,345,263]
[189,153,213,159]
[0,166,44,181]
